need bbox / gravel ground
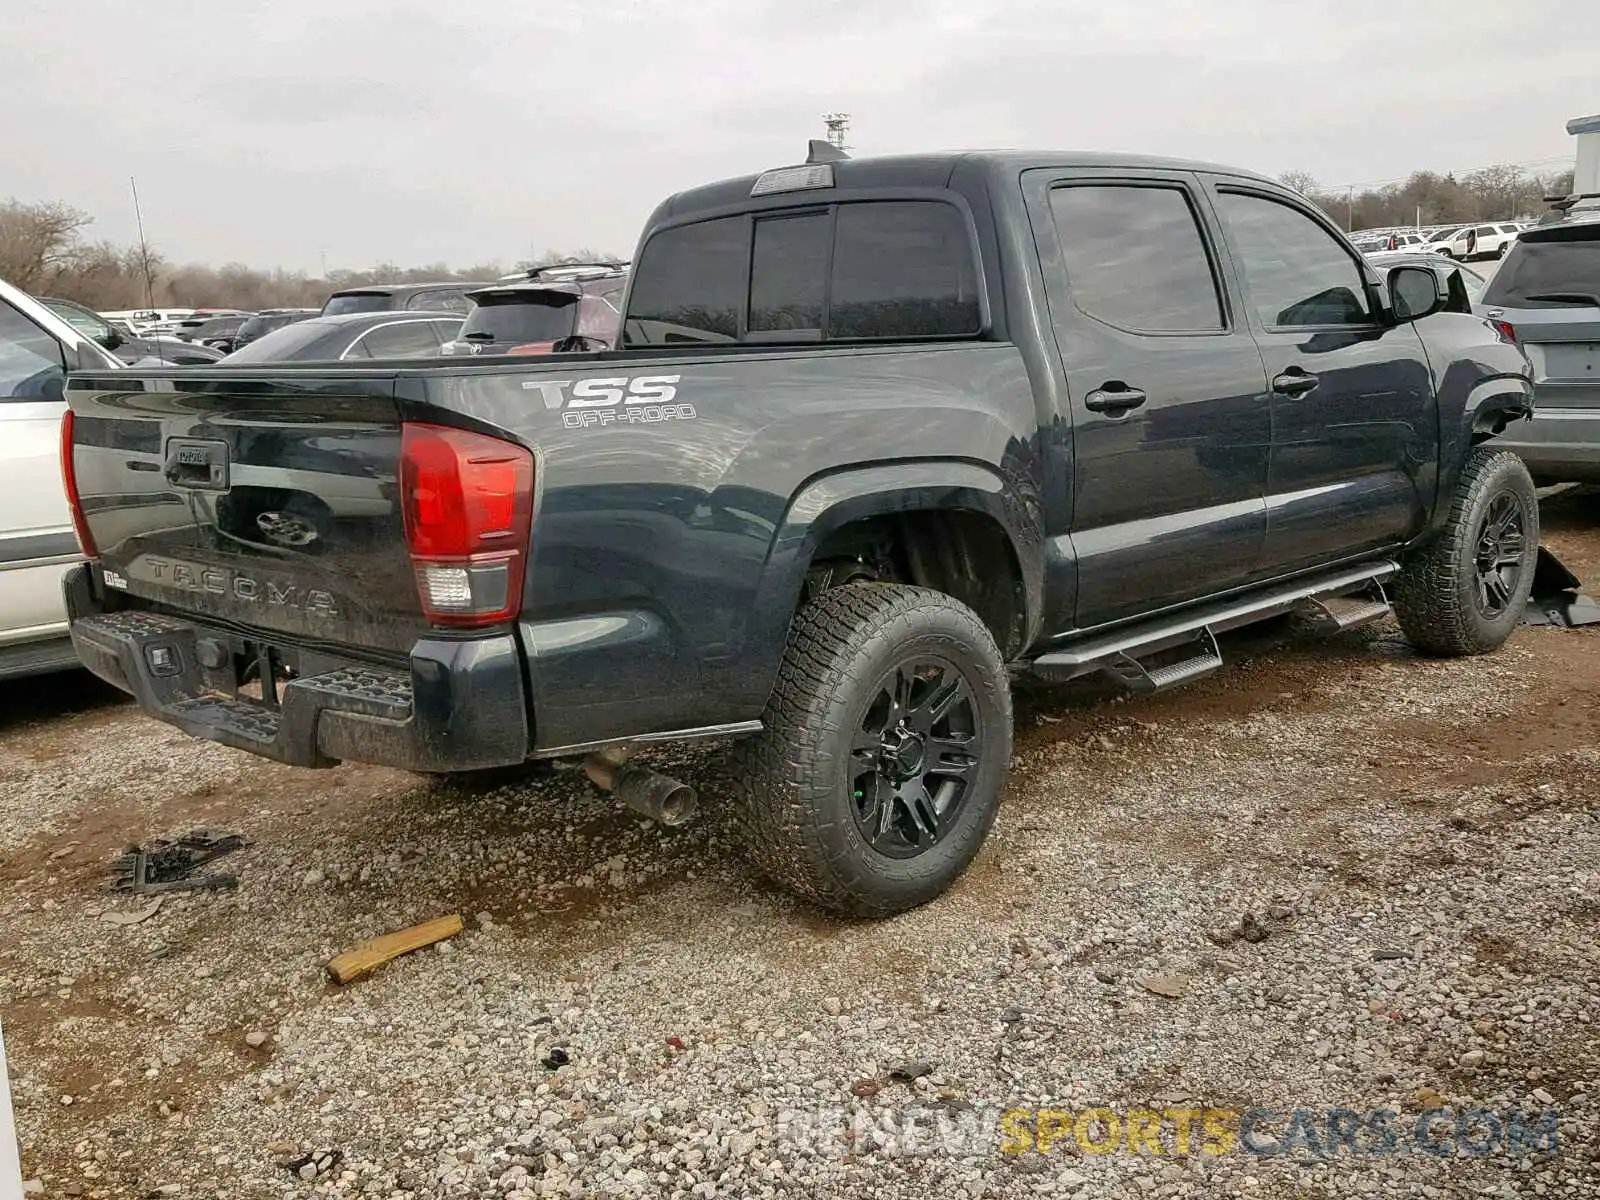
[2,488,1597,1200]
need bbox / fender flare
[1436,374,1535,525]
[745,458,1044,670]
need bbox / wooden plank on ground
[325,915,464,985]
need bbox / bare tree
[0,200,94,291]
[1279,170,1319,196]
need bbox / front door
[1201,181,1438,576]
[1024,168,1271,631]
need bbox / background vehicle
[1482,211,1600,483]
[319,283,494,318]
[39,298,227,366]
[441,267,626,356]
[174,310,251,340]
[226,309,319,353]
[61,147,1537,915]
[1433,222,1523,260]
[1363,252,1490,312]
[185,313,254,349]
[219,310,464,363]
[0,279,121,678]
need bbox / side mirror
[98,330,124,351]
[1388,265,1447,323]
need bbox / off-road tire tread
[730,583,1011,916]
[1393,447,1538,657]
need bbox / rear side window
[625,216,744,344]
[348,321,444,359]
[624,200,981,347]
[1048,184,1223,332]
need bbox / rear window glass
[322,293,393,316]
[1482,232,1600,308]
[460,294,580,345]
[624,200,980,347]
[625,217,744,344]
[750,212,828,336]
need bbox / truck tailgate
[65,372,428,656]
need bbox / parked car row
[1354,222,1528,261]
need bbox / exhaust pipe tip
[584,751,698,826]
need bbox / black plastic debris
[1521,546,1599,630]
[541,1048,570,1070]
[110,828,248,896]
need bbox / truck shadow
[0,667,128,732]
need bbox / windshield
[322,293,393,316]
[459,293,579,344]
[1482,234,1600,308]
[1426,228,1459,242]
[194,316,245,336]
[222,320,337,362]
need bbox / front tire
[1393,448,1539,656]
[731,583,1012,916]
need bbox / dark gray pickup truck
[61,145,1538,914]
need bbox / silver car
[1483,212,1600,485]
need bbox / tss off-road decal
[520,374,696,428]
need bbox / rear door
[1023,168,1271,628]
[0,297,78,646]
[1201,180,1437,575]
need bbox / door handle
[1083,384,1147,415]
[1271,368,1319,397]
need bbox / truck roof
[648,150,1279,224]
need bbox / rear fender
[742,460,1042,702]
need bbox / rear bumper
[64,566,529,771]
[1496,407,1600,484]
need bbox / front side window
[1048,184,1223,332]
[1216,191,1373,328]
[0,301,66,402]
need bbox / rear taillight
[400,423,535,627]
[1491,319,1518,344]
[59,409,99,559]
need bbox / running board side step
[1029,560,1399,690]
[1293,579,1392,634]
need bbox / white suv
[1432,223,1524,261]
[0,279,122,679]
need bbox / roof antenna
[130,176,166,365]
[807,139,850,164]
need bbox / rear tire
[731,583,1012,916]
[1393,448,1539,656]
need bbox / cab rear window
[623,200,981,347]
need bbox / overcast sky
[2,0,1593,274]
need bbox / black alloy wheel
[1473,492,1528,619]
[849,658,983,859]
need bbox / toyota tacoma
[60,145,1537,914]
